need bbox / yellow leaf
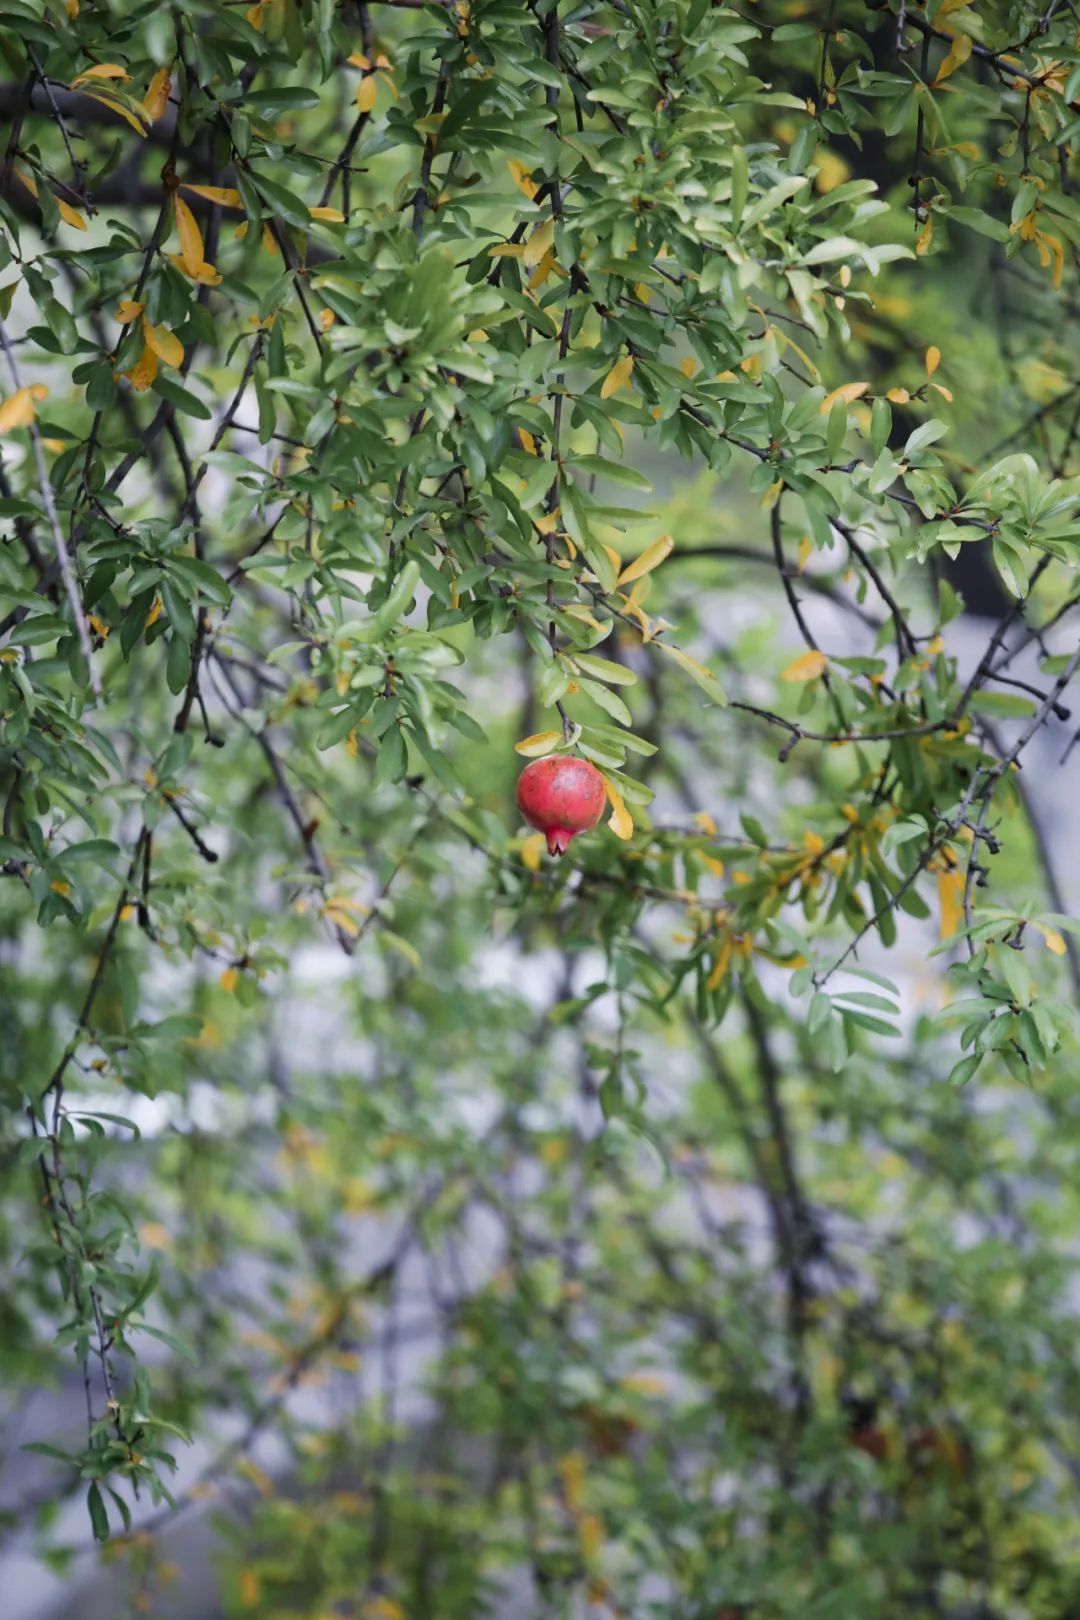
[885,386,910,404]
[310,205,345,222]
[938,868,965,941]
[142,318,184,368]
[174,194,205,276]
[1042,230,1065,289]
[323,905,362,937]
[508,159,537,199]
[488,242,525,259]
[561,603,605,633]
[520,831,545,872]
[123,344,159,392]
[679,355,698,378]
[0,387,40,434]
[238,1459,273,1497]
[246,2,265,27]
[220,966,239,993]
[558,1452,586,1513]
[50,880,71,897]
[181,183,243,208]
[139,1221,170,1250]
[934,32,972,84]
[515,731,562,758]
[327,896,368,917]
[168,253,222,285]
[617,534,673,586]
[363,1602,405,1620]
[819,381,869,415]
[143,65,172,120]
[119,902,134,921]
[342,1175,376,1214]
[82,89,149,136]
[356,73,378,113]
[56,198,88,230]
[603,775,633,841]
[14,166,38,199]
[781,648,828,682]
[776,327,819,383]
[518,427,537,455]
[65,0,78,15]
[706,933,734,990]
[320,306,336,332]
[527,246,557,289]
[661,642,722,687]
[523,217,554,269]
[693,810,717,836]
[262,223,279,256]
[145,595,163,628]
[578,1512,603,1564]
[239,1568,261,1607]
[115,298,144,324]
[70,63,130,87]
[600,353,634,400]
[1038,924,1067,956]
[797,535,813,574]
[925,345,941,377]
[620,1371,668,1395]
[814,149,851,193]
[916,214,934,257]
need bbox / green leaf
[569,455,653,493]
[730,145,748,229]
[167,555,232,606]
[572,652,637,687]
[166,632,190,694]
[244,86,321,113]
[948,1053,982,1087]
[374,725,406,786]
[129,1322,199,1365]
[150,374,212,420]
[87,1483,109,1543]
[968,690,1036,718]
[363,560,421,642]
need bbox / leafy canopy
[4,0,1080,1612]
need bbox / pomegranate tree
[516,755,607,857]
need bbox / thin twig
[0,316,100,700]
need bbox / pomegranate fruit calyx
[545,826,575,858]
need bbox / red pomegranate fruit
[517,755,607,857]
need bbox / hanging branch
[0,315,100,700]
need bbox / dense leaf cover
[5,0,1080,1614]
